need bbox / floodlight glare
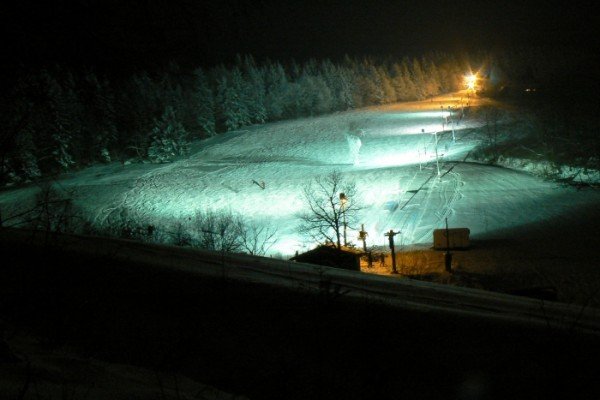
[465,73,477,91]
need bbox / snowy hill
[2,92,598,255]
[1,92,599,307]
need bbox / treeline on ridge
[0,54,465,186]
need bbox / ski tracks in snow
[95,162,198,228]
[399,168,464,244]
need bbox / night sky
[2,0,599,72]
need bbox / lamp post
[433,131,441,177]
[385,229,400,274]
[441,106,445,133]
[339,192,348,247]
[449,106,455,142]
[358,224,371,268]
[358,224,368,252]
[444,217,452,273]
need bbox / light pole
[441,106,445,133]
[385,229,400,274]
[339,192,348,247]
[449,106,455,142]
[433,131,441,177]
[444,217,452,273]
[358,224,371,268]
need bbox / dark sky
[2,0,598,72]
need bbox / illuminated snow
[1,93,598,258]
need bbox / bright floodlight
[465,73,477,91]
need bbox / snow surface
[1,92,599,258]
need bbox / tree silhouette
[299,170,360,249]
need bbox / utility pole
[441,106,445,133]
[420,129,425,171]
[358,224,371,268]
[449,106,455,142]
[433,131,441,177]
[385,229,400,274]
[444,218,452,273]
[339,193,348,247]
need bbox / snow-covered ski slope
[1,92,599,257]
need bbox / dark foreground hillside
[1,231,600,399]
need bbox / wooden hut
[291,245,362,271]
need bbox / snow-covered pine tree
[377,66,397,104]
[291,67,332,117]
[147,106,190,163]
[16,128,41,181]
[393,60,418,101]
[240,55,267,124]
[51,131,75,171]
[421,57,441,98]
[264,62,289,121]
[192,68,216,138]
[82,72,118,163]
[391,63,409,101]
[160,63,197,137]
[437,55,463,92]
[216,69,252,131]
[306,74,333,115]
[411,58,428,100]
[294,74,312,116]
[320,60,341,110]
[346,60,368,109]
[122,72,163,159]
[337,66,356,110]
[43,70,80,171]
[0,77,39,185]
[359,64,384,106]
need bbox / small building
[290,245,362,271]
[433,228,470,250]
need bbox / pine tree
[216,69,252,131]
[51,131,75,171]
[411,58,428,99]
[422,57,441,98]
[338,67,356,110]
[241,55,267,124]
[359,64,384,105]
[192,68,216,137]
[391,63,408,101]
[160,63,197,136]
[320,60,355,111]
[295,72,333,116]
[17,128,41,180]
[378,66,397,103]
[125,72,163,158]
[147,106,190,163]
[264,62,289,120]
[81,72,117,163]
[393,61,418,101]
[311,74,333,115]
[41,70,80,171]
[0,77,37,185]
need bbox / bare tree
[299,170,360,249]
[193,210,240,253]
[237,222,278,256]
[1,182,77,234]
[193,210,278,256]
